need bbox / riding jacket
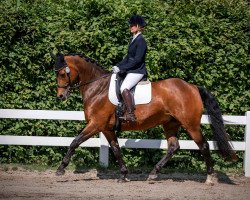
[116,33,147,77]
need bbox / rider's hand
[112,66,120,73]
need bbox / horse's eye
[58,70,66,77]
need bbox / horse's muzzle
[57,94,67,101]
[57,87,70,101]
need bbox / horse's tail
[198,86,237,161]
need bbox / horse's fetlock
[121,166,128,174]
[56,168,65,176]
[207,167,214,175]
[62,157,70,165]
[155,165,161,173]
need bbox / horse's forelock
[55,54,66,71]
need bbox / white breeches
[120,73,144,93]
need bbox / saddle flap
[108,74,152,106]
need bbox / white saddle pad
[108,74,152,106]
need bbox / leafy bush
[0,0,249,171]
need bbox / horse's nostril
[58,94,64,99]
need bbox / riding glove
[112,66,120,73]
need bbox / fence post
[99,132,109,167]
[244,111,250,177]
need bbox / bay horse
[53,53,237,185]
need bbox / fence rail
[0,109,249,177]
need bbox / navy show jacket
[117,34,147,76]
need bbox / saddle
[115,73,147,103]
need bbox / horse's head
[52,53,79,101]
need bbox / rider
[113,15,148,122]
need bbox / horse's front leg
[103,131,129,182]
[56,123,98,176]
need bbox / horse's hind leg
[187,127,215,185]
[148,121,180,180]
[103,131,129,182]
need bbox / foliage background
[0,0,249,172]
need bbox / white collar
[131,32,141,42]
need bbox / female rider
[113,15,148,122]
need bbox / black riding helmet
[129,15,146,27]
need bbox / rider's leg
[120,73,144,122]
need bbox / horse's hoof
[56,169,65,176]
[147,173,158,181]
[117,177,130,183]
[205,173,217,186]
[205,180,214,186]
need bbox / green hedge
[0,0,249,171]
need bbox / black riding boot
[120,89,136,122]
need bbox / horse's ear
[50,52,57,60]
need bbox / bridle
[55,65,74,89]
[55,64,111,90]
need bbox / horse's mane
[65,53,109,73]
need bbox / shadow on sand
[73,169,236,185]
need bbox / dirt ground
[1,167,250,200]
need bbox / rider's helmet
[129,15,146,27]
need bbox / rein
[56,65,111,89]
[72,73,111,88]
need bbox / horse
[52,53,237,185]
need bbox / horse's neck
[78,60,106,81]
[77,61,109,103]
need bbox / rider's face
[130,24,140,34]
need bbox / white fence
[0,109,249,177]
